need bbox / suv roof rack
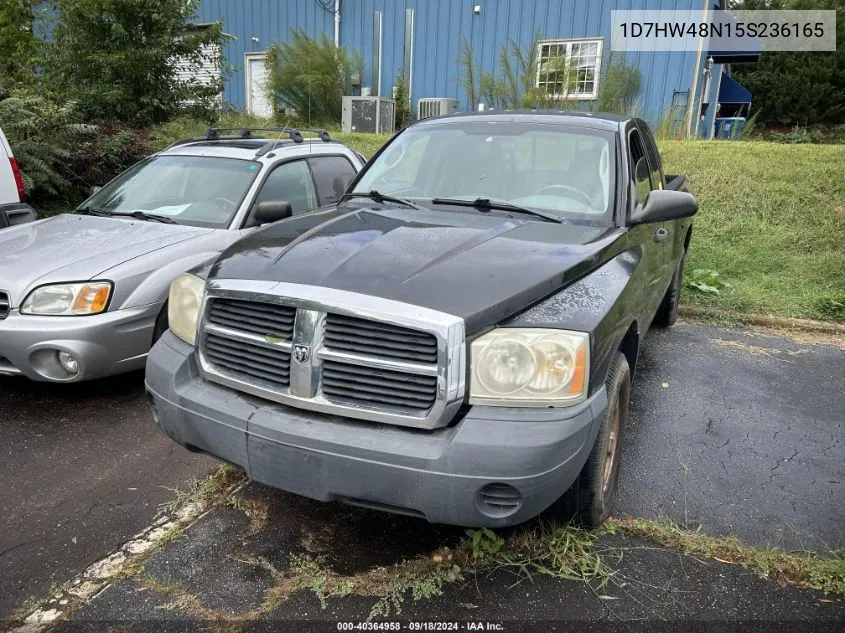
[163,127,333,152]
[207,127,332,143]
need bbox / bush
[593,56,641,115]
[0,93,96,201]
[68,124,152,198]
[265,31,363,127]
[43,0,227,126]
[393,69,413,130]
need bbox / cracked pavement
[2,321,843,626]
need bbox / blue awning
[719,73,751,105]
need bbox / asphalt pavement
[3,321,844,628]
[0,371,214,620]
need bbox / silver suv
[0,128,364,381]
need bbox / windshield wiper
[75,206,111,217]
[345,190,426,211]
[109,211,178,224]
[430,197,564,224]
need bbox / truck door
[627,126,666,317]
[639,122,676,289]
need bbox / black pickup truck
[146,111,697,528]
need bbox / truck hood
[210,207,624,332]
[0,214,213,307]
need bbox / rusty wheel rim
[602,402,622,494]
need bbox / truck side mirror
[630,189,698,225]
[253,200,293,225]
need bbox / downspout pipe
[334,0,341,47]
[685,0,711,138]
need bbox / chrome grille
[0,291,9,320]
[322,360,437,410]
[205,332,290,390]
[208,298,295,339]
[197,281,466,430]
[324,313,438,362]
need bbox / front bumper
[0,302,162,381]
[146,332,608,527]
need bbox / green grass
[661,140,845,322]
[149,118,845,322]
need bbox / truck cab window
[628,129,653,206]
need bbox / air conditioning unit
[342,96,395,134]
[417,98,459,120]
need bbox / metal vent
[324,313,437,363]
[417,98,459,120]
[0,291,9,320]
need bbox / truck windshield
[352,122,615,222]
[80,155,261,228]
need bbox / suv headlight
[21,282,112,315]
[469,328,589,407]
[168,273,205,345]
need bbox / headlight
[21,282,112,315]
[469,328,589,407]
[168,273,205,345]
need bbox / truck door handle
[654,228,668,242]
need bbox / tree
[731,0,845,125]
[0,0,39,96]
[43,0,227,125]
[393,68,413,129]
[265,31,363,126]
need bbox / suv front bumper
[146,331,608,527]
[0,303,161,381]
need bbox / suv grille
[197,287,465,430]
[0,292,9,320]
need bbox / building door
[245,53,272,118]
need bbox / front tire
[554,352,631,527]
[653,251,686,327]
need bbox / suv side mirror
[253,200,293,225]
[333,173,355,197]
[630,189,698,225]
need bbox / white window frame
[535,38,603,100]
[244,51,269,116]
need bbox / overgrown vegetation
[663,140,845,322]
[732,0,845,127]
[44,0,226,126]
[593,55,642,115]
[265,31,363,127]
[0,0,227,206]
[0,0,39,93]
[0,95,96,196]
[393,68,413,130]
[609,517,845,595]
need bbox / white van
[0,127,37,229]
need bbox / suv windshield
[81,155,261,228]
[352,122,615,222]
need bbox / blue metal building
[196,0,756,137]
